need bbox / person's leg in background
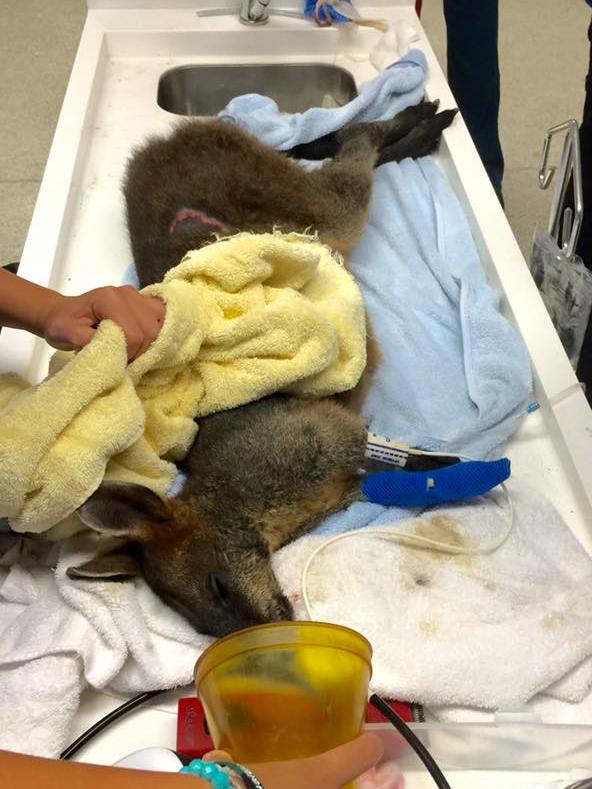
[442,0,505,203]
[576,13,592,402]
[576,13,592,269]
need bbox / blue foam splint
[362,458,511,507]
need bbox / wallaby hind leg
[302,105,452,253]
[377,109,458,165]
[287,100,441,162]
[306,117,393,253]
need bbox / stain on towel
[399,515,497,594]
[544,612,567,630]
[419,619,438,638]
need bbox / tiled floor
[0,1,590,264]
[0,0,86,264]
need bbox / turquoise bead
[212,773,231,788]
[180,760,230,788]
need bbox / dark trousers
[443,0,504,200]
[577,15,592,269]
[576,15,592,400]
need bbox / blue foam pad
[362,458,511,507]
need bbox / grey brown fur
[69,104,456,636]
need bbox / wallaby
[68,102,457,636]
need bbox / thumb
[45,323,97,352]
[202,751,232,763]
[313,734,383,787]
[68,324,97,350]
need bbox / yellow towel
[0,232,366,536]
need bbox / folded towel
[221,53,533,460]
[429,654,592,725]
[0,232,365,535]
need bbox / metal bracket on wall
[538,118,584,261]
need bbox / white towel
[2,481,592,757]
[0,532,210,756]
[273,481,592,710]
[430,665,592,726]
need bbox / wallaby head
[68,397,368,637]
[69,482,293,637]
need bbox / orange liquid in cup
[195,622,372,786]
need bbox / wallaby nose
[268,593,294,622]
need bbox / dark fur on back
[124,119,344,287]
[182,395,367,546]
[124,106,457,287]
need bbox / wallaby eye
[207,573,229,603]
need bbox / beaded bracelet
[218,761,266,789]
[179,759,265,789]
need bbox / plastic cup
[194,621,372,767]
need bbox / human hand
[41,285,165,361]
[203,733,384,789]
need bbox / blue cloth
[363,459,511,507]
[220,53,533,460]
[350,155,532,457]
[303,0,351,24]
[219,52,532,535]
[122,264,140,288]
[219,51,427,151]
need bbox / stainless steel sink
[157,63,358,116]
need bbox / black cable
[369,693,451,789]
[61,686,451,783]
[60,690,165,760]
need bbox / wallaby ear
[77,482,171,542]
[66,551,140,581]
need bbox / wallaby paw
[417,98,441,118]
[337,101,443,149]
[376,108,458,165]
[373,100,446,148]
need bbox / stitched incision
[169,207,230,236]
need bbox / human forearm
[0,733,383,789]
[0,750,210,789]
[0,269,165,361]
[0,268,63,336]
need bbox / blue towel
[219,51,427,151]
[219,51,532,535]
[220,52,533,462]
